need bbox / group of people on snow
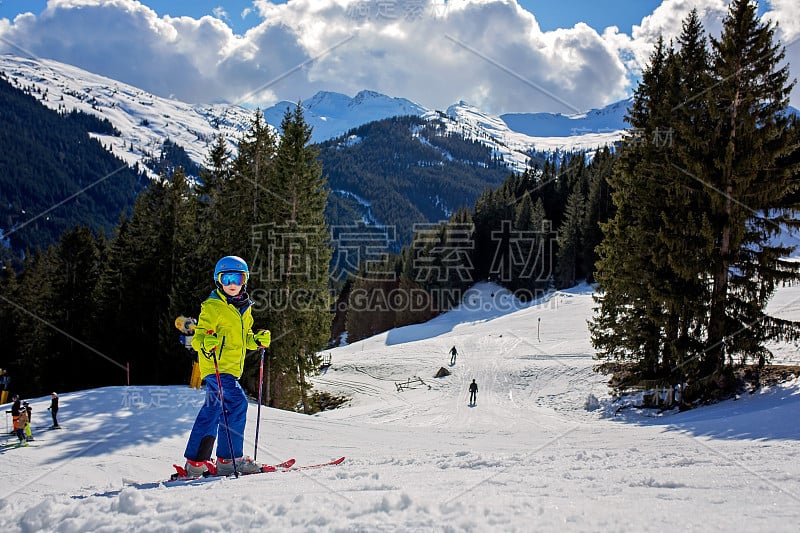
[8,392,59,446]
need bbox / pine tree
[198,134,231,198]
[163,168,206,373]
[511,192,536,294]
[591,38,676,377]
[556,187,585,289]
[11,247,60,393]
[194,134,233,279]
[94,178,188,385]
[51,227,104,389]
[232,109,278,223]
[6,228,105,394]
[256,104,331,412]
[504,193,553,297]
[581,147,615,283]
[0,262,20,385]
[702,0,800,382]
[226,110,280,401]
[198,112,278,267]
[655,10,716,380]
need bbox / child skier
[23,401,33,441]
[183,255,271,476]
[15,401,29,446]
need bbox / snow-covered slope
[1,283,799,531]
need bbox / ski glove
[254,330,271,348]
[202,333,220,352]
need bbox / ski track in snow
[1,282,800,531]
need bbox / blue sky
[0,1,796,114]
[520,0,663,33]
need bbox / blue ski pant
[184,373,247,461]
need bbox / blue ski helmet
[214,255,249,285]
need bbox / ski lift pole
[254,346,265,461]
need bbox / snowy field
[1,282,799,532]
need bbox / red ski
[280,456,345,472]
[123,457,344,489]
[168,458,296,482]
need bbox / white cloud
[628,0,728,67]
[0,0,797,113]
[765,0,800,38]
[212,7,230,23]
[765,0,800,108]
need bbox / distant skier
[0,369,9,404]
[48,392,60,429]
[450,346,458,365]
[469,379,478,405]
[175,316,201,389]
[175,316,197,351]
[182,255,272,477]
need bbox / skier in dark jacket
[11,395,21,434]
[449,346,458,365]
[469,379,478,405]
[48,392,60,429]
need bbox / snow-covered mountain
[500,98,631,137]
[0,54,628,178]
[264,90,428,143]
[0,54,255,178]
[437,101,624,172]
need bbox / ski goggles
[217,271,248,286]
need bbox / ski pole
[254,346,265,461]
[210,335,238,477]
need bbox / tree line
[341,147,617,343]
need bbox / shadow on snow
[610,381,800,441]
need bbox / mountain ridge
[0,54,629,176]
